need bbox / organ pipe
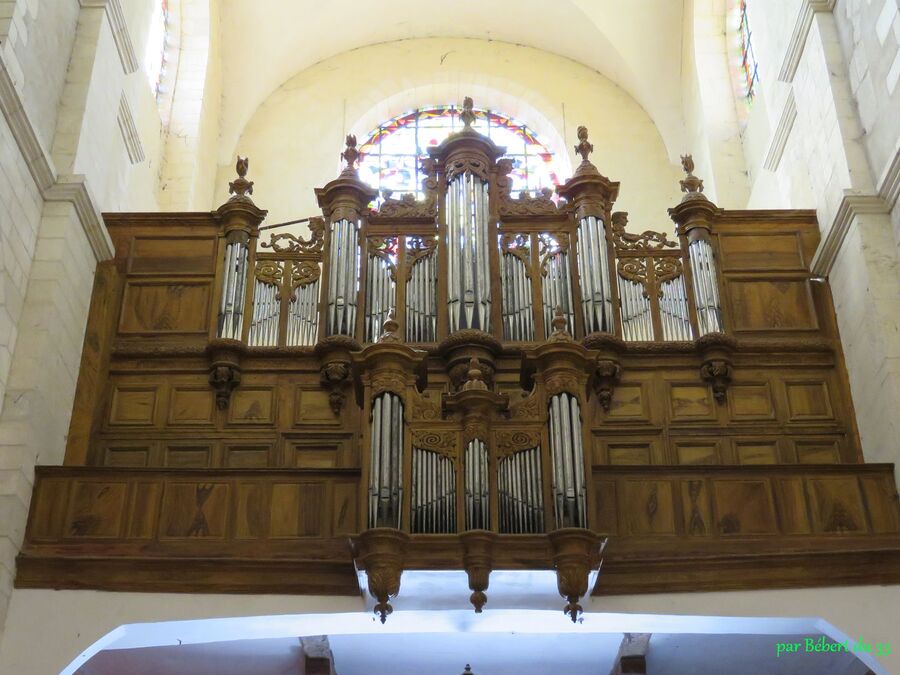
[287,276,320,346]
[498,447,544,534]
[365,253,395,343]
[617,277,653,341]
[405,239,437,342]
[464,439,490,530]
[217,240,249,340]
[326,218,360,336]
[368,392,404,529]
[446,172,492,332]
[541,242,575,338]
[547,393,586,528]
[689,238,724,335]
[411,447,456,534]
[659,277,692,341]
[501,250,533,341]
[576,216,614,333]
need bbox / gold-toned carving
[354,528,409,623]
[377,159,438,218]
[500,233,531,275]
[378,309,402,343]
[228,156,253,198]
[405,236,438,277]
[261,217,326,254]
[410,391,441,421]
[610,211,678,251]
[495,430,541,457]
[680,154,704,195]
[461,530,496,613]
[549,528,603,622]
[538,232,570,275]
[254,260,284,295]
[547,306,574,343]
[593,358,622,412]
[370,369,408,398]
[291,260,320,292]
[511,390,541,420]
[545,372,581,397]
[341,134,360,172]
[367,237,399,282]
[411,430,457,455]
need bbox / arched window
[358,106,559,198]
[738,0,759,101]
[144,0,170,100]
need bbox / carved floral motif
[261,217,326,253]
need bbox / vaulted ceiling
[217,0,686,159]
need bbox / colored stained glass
[739,0,759,101]
[358,105,559,199]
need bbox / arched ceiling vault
[217,0,686,164]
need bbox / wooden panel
[65,482,127,538]
[164,445,212,468]
[108,387,158,426]
[728,383,776,421]
[674,441,719,465]
[594,480,619,535]
[129,237,217,275]
[295,389,341,425]
[860,476,900,534]
[160,482,230,538]
[719,233,804,271]
[728,280,818,331]
[168,388,215,426]
[228,388,275,425]
[773,477,811,534]
[607,443,652,466]
[621,480,676,535]
[681,479,711,535]
[332,482,358,535]
[118,281,211,334]
[785,381,834,421]
[807,477,867,534]
[606,384,649,421]
[712,479,777,534]
[668,384,715,421]
[736,441,778,465]
[103,445,151,467]
[127,482,162,538]
[29,478,70,540]
[270,483,327,537]
[224,444,274,468]
[235,483,266,539]
[796,440,841,464]
[291,441,342,469]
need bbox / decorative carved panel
[118,282,211,334]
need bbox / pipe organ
[18,97,900,623]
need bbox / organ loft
[16,98,900,625]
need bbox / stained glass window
[358,106,559,198]
[144,0,170,100]
[739,0,759,101]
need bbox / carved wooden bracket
[548,528,604,622]
[460,530,497,613]
[438,330,502,392]
[696,332,737,404]
[524,339,593,403]
[354,341,427,401]
[206,339,245,410]
[583,333,626,412]
[315,335,361,416]
[353,528,410,623]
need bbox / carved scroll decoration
[376,159,439,218]
[500,233,531,276]
[411,430,458,458]
[610,211,678,251]
[368,237,399,282]
[261,217,326,253]
[403,236,437,281]
[538,232,570,276]
[291,260,320,293]
[494,429,542,458]
[410,391,441,422]
[496,158,561,216]
[255,260,284,296]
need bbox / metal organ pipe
[547,393,586,528]
[689,238,723,335]
[576,216,614,333]
[368,392,404,529]
[464,438,490,530]
[217,240,249,339]
[405,240,437,343]
[411,447,456,533]
[660,277,692,341]
[542,247,575,338]
[365,254,395,343]
[326,218,360,336]
[501,250,533,341]
[446,173,492,332]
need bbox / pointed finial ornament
[548,306,573,342]
[228,156,254,199]
[679,154,706,201]
[575,126,593,163]
[341,134,360,175]
[460,96,476,128]
[462,666,474,675]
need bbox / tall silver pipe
[368,392,404,529]
[446,173,492,332]
[326,218,360,337]
[498,446,543,534]
[576,215,613,333]
[689,238,723,334]
[548,393,586,528]
[218,241,249,340]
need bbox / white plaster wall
[0,585,897,674]
[217,38,684,232]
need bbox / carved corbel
[315,335,362,416]
[460,530,497,613]
[548,528,604,622]
[696,332,737,403]
[353,528,410,623]
[206,339,244,410]
[437,330,502,392]
[582,333,626,412]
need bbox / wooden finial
[679,154,705,196]
[462,357,488,391]
[575,126,593,163]
[228,156,254,198]
[548,306,573,341]
[460,96,476,128]
[461,666,474,675]
[341,134,360,173]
